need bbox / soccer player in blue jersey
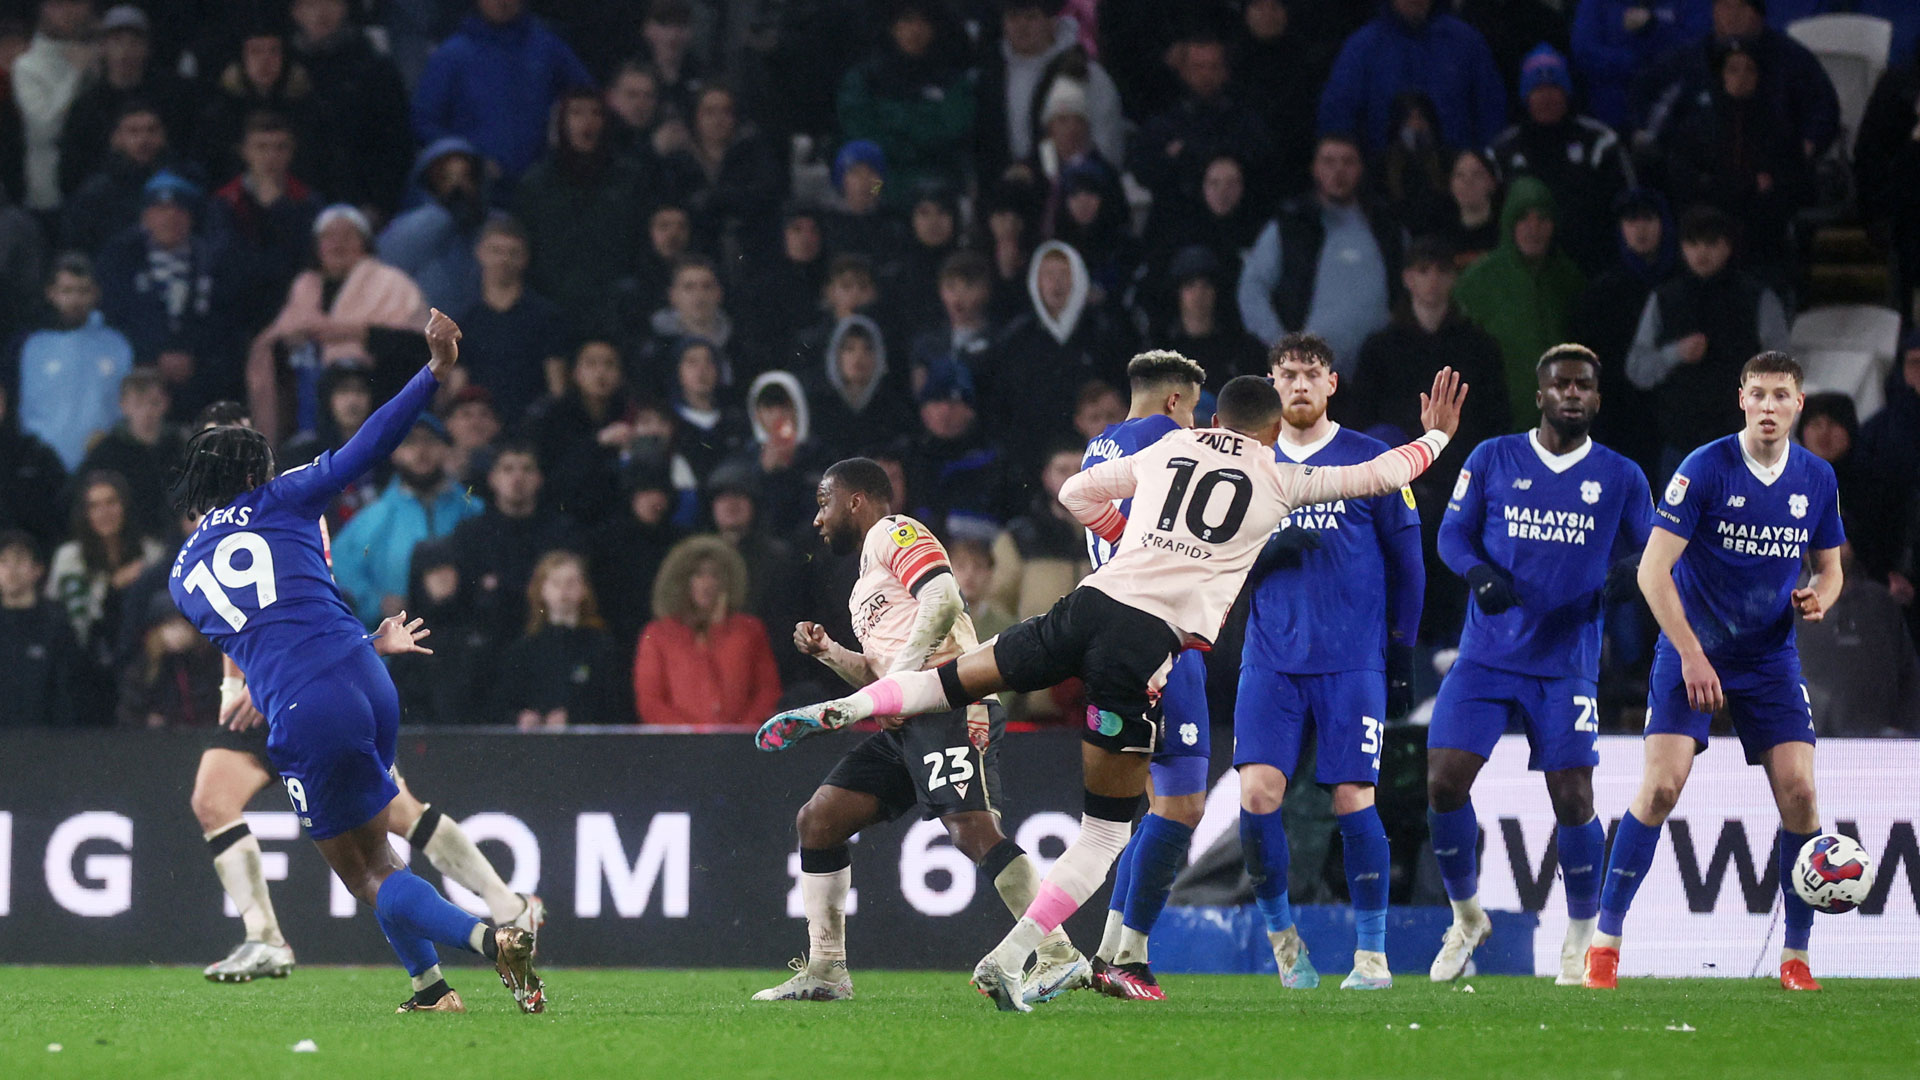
[1585,351,1845,992]
[1079,350,1207,1001]
[169,311,545,1015]
[1427,344,1654,985]
[1235,333,1425,991]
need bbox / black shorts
[204,722,279,777]
[822,700,1007,822]
[993,586,1181,755]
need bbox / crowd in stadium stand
[1,0,1916,735]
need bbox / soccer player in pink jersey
[752,458,1088,1004]
[759,370,1468,1010]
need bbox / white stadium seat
[1790,303,1903,419]
[1789,14,1896,147]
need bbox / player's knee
[794,793,847,850]
[1545,776,1594,825]
[1330,783,1376,817]
[1238,767,1287,815]
[189,784,237,833]
[944,815,1006,864]
[1427,770,1472,814]
[1154,793,1207,829]
[1642,778,1684,819]
[1775,777,1818,823]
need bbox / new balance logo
[1726,495,1746,508]
[1512,478,1533,490]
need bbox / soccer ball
[1792,834,1875,914]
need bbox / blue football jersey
[1244,425,1422,674]
[1082,413,1182,567]
[171,368,441,720]
[1441,432,1653,679]
[1654,434,1845,661]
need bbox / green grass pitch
[4,967,1918,1080]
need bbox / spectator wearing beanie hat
[973,0,1125,183]
[1490,43,1636,276]
[821,139,906,262]
[836,0,975,208]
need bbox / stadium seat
[1790,303,1903,419]
[1788,15,1896,147]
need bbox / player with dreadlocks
[169,311,545,1014]
[183,403,544,986]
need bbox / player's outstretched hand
[372,610,434,656]
[1418,366,1468,439]
[1680,649,1724,713]
[794,621,831,657]
[1791,587,1828,622]
[425,308,462,377]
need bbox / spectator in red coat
[634,534,780,728]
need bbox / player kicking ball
[1424,344,1653,984]
[1585,352,1844,992]
[189,403,543,984]
[1078,351,1210,1002]
[170,311,545,1014]
[760,370,1467,1011]
[753,459,1089,1005]
[1235,333,1428,992]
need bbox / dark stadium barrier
[1,731,1915,976]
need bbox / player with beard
[185,400,543,991]
[1424,344,1653,985]
[752,457,1088,1005]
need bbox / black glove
[1386,640,1415,720]
[1602,556,1641,605]
[1466,563,1519,615]
[1250,528,1322,582]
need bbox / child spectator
[499,550,622,728]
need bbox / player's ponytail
[171,425,275,516]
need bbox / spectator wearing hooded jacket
[1570,0,1711,130]
[514,88,647,339]
[1569,188,1674,474]
[331,414,480,627]
[974,0,1126,183]
[1237,134,1402,372]
[1451,174,1586,424]
[719,370,820,536]
[411,0,594,184]
[984,240,1136,474]
[378,138,487,316]
[1659,37,1815,287]
[634,535,781,728]
[1491,44,1635,275]
[837,0,976,210]
[1630,0,1839,160]
[1317,0,1508,154]
[806,314,914,462]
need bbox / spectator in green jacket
[836,0,976,209]
[1450,175,1586,426]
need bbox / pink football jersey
[851,514,978,674]
[1061,426,1445,641]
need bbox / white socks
[414,807,522,923]
[1593,931,1622,949]
[991,815,1133,973]
[1450,895,1487,924]
[412,964,444,992]
[208,822,285,948]
[1097,909,1124,963]
[803,867,851,973]
[1115,927,1150,966]
[468,922,490,953]
[991,850,1075,959]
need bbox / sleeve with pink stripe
[1282,430,1450,508]
[1060,455,1138,540]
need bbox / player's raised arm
[1286,368,1468,507]
[1059,455,1138,543]
[313,310,463,495]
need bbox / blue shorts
[1645,642,1814,765]
[1429,658,1599,773]
[1150,651,1211,797]
[265,645,401,840]
[1233,666,1386,786]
